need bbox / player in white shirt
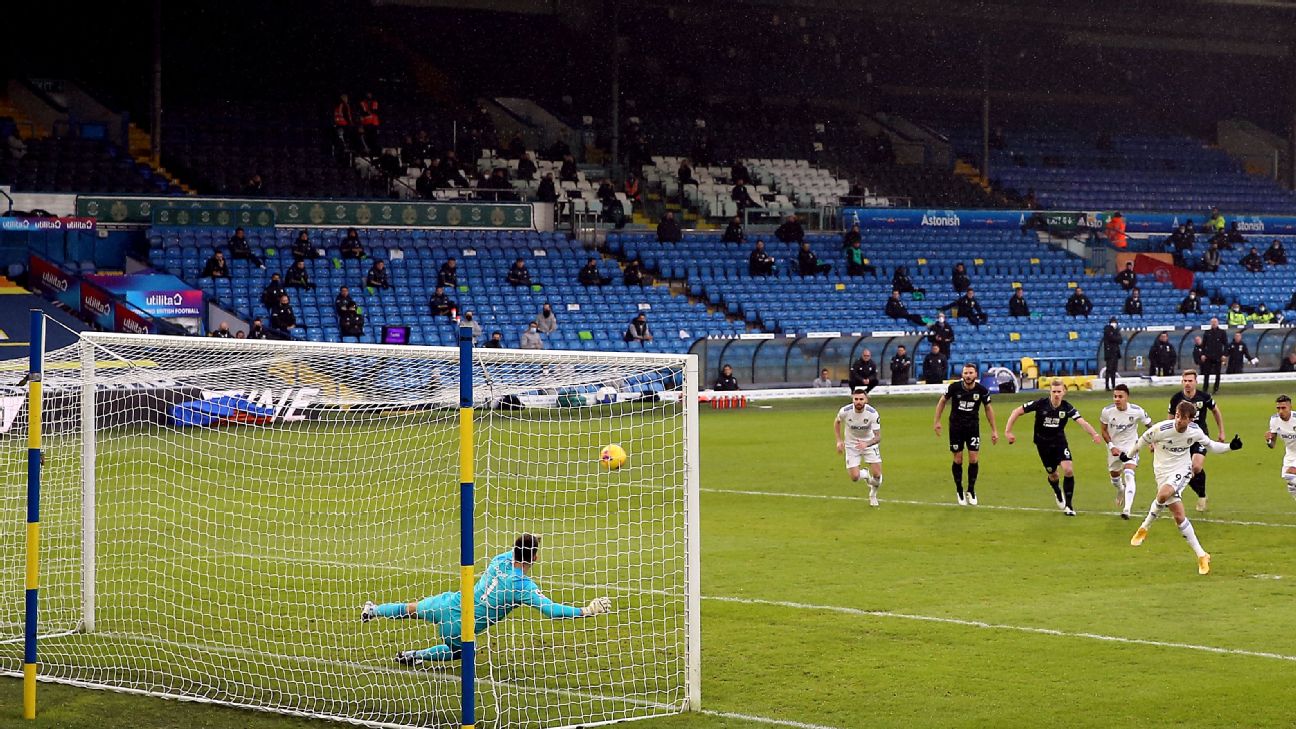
[1263,394,1296,501]
[1117,400,1243,575]
[1099,384,1151,520]
[834,386,884,507]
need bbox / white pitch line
[705,595,1296,663]
[697,709,845,729]
[702,487,1296,529]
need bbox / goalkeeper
[362,533,612,665]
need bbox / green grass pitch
[4,383,1296,728]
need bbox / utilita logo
[84,295,111,316]
[42,271,69,292]
[120,316,150,334]
[145,293,184,306]
[920,211,961,227]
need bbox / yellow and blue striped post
[24,310,44,720]
[458,324,475,729]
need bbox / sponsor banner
[114,302,155,335]
[80,279,116,330]
[28,254,81,309]
[84,274,204,318]
[840,208,1296,236]
[79,196,534,230]
[0,216,96,232]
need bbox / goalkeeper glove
[583,597,611,616]
[1229,434,1243,451]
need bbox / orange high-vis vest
[1105,216,1127,248]
[360,99,380,127]
[334,102,352,127]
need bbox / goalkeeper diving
[362,533,612,666]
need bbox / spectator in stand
[622,173,642,209]
[535,172,558,204]
[928,313,955,365]
[1105,211,1127,248]
[270,294,299,334]
[950,262,971,294]
[243,173,265,196]
[339,307,365,342]
[1148,332,1176,376]
[892,266,923,295]
[677,159,697,190]
[291,230,319,261]
[775,215,806,245]
[657,211,682,244]
[1199,242,1221,272]
[438,257,458,288]
[955,287,987,326]
[722,216,744,244]
[1102,318,1122,390]
[1206,207,1225,236]
[506,133,526,160]
[460,310,482,343]
[797,241,831,276]
[922,344,948,384]
[1266,239,1288,266]
[428,285,457,319]
[340,228,367,260]
[247,318,269,339]
[235,330,246,339]
[749,240,776,277]
[714,364,740,391]
[624,313,652,345]
[1125,287,1144,316]
[506,258,533,287]
[200,250,230,278]
[886,290,927,327]
[414,165,438,199]
[1225,332,1257,375]
[1114,261,1137,290]
[1280,351,1296,372]
[483,331,504,348]
[1241,246,1265,273]
[332,94,354,156]
[1066,287,1093,317]
[842,223,862,251]
[536,303,557,334]
[365,260,391,291]
[261,273,287,311]
[559,154,579,182]
[335,286,357,316]
[623,259,645,286]
[849,350,880,393]
[597,178,625,228]
[1225,222,1246,248]
[730,159,751,186]
[579,257,611,286]
[1227,302,1247,327]
[516,152,537,182]
[1009,287,1030,317]
[1168,222,1195,266]
[442,152,470,187]
[731,179,760,212]
[285,259,315,289]
[1250,303,1277,324]
[520,322,544,350]
[1178,290,1202,315]
[1201,318,1227,393]
[890,345,913,386]
[813,369,835,388]
[845,239,875,276]
[210,322,234,338]
[226,227,265,268]
[358,92,380,154]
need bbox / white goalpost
[1,329,700,729]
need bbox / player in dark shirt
[1004,378,1103,515]
[1168,369,1224,511]
[932,363,999,505]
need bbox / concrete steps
[128,124,195,194]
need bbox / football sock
[1178,518,1207,558]
[1140,501,1164,531]
[1048,479,1063,502]
[872,473,883,491]
[1062,476,1075,509]
[967,463,979,494]
[1122,470,1137,511]
[1110,474,1121,490]
[376,602,411,619]
[1189,471,1207,498]
[1284,474,1296,499]
[952,462,963,496]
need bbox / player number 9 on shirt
[600,444,628,470]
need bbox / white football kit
[837,403,882,468]
[1134,420,1229,500]
[1269,413,1296,473]
[1101,402,1151,471]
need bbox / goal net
[1,331,699,728]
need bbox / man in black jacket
[1200,318,1228,393]
[955,288,987,326]
[339,308,365,342]
[428,285,457,318]
[1225,332,1256,374]
[366,260,392,291]
[536,173,558,203]
[1124,288,1143,316]
[285,260,315,289]
[1148,332,1176,376]
[335,286,357,316]
[656,212,682,244]
[1009,287,1030,318]
[890,345,913,386]
[885,290,926,327]
[722,216,744,244]
[775,215,806,245]
[261,273,287,311]
[928,313,955,365]
[892,266,922,295]
[1240,246,1265,273]
[797,242,831,276]
[1114,261,1137,290]
[438,258,459,288]
[1178,290,1202,315]
[731,179,760,212]
[227,227,265,268]
[504,258,532,287]
[1102,318,1122,390]
[849,350,880,393]
[748,240,775,277]
[1066,287,1093,317]
[201,251,230,278]
[578,258,611,286]
[270,294,299,334]
[714,364,739,391]
[922,344,948,384]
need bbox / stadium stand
[0,136,183,194]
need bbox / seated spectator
[1266,239,1287,266]
[291,230,320,261]
[1009,287,1030,317]
[247,318,269,339]
[441,151,470,187]
[1124,288,1143,316]
[955,287,987,326]
[714,364,739,391]
[722,216,744,244]
[797,241,831,276]
[842,224,862,250]
[1227,302,1247,327]
[438,257,459,288]
[1198,243,1221,272]
[335,285,357,316]
[922,344,948,384]
[731,179,760,212]
[1206,207,1225,235]
[1225,222,1246,248]
[656,211,682,243]
[227,227,265,268]
[261,273,287,310]
[892,266,923,295]
[1241,246,1265,273]
[677,159,697,188]
[520,322,544,349]
[748,240,776,277]
[235,330,245,339]
[365,260,391,291]
[559,154,579,182]
[536,172,558,204]
[462,310,482,343]
[775,215,806,245]
[849,350,880,393]
[812,368,835,388]
[270,294,300,333]
[579,257,612,286]
[427,285,457,318]
[730,160,751,186]
[624,313,652,345]
[201,251,230,278]
[210,322,234,338]
[1178,290,1202,315]
[1066,287,1093,317]
[516,152,537,181]
[1250,303,1276,323]
[416,166,439,199]
[339,308,365,342]
[506,258,533,287]
[536,300,557,332]
[886,290,927,327]
[622,173,642,208]
[950,262,971,294]
[285,260,315,289]
[845,239,875,276]
[623,259,645,286]
[483,331,504,348]
[1114,261,1137,290]
[243,173,265,196]
[340,228,367,259]
[1281,351,1296,372]
[596,178,625,228]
